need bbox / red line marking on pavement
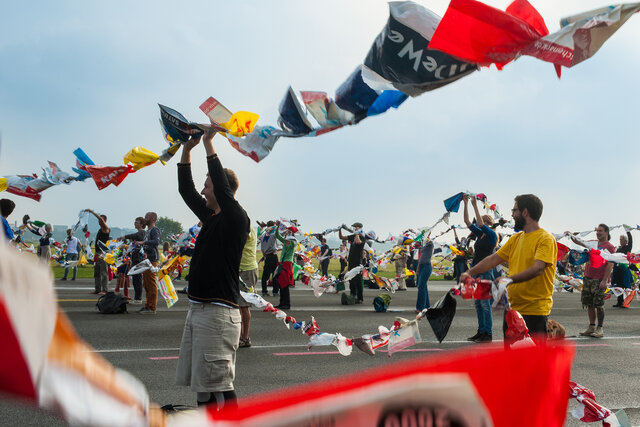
[274,351,341,356]
[574,344,611,347]
[149,356,179,360]
[273,348,444,356]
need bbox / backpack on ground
[373,293,392,312]
[96,291,128,314]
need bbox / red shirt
[584,241,616,280]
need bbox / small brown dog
[547,319,566,340]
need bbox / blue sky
[1,0,639,243]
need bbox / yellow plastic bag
[123,147,159,171]
[221,111,259,137]
[449,245,465,256]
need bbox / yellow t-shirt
[497,228,557,316]
[239,226,258,272]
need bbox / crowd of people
[2,130,639,410]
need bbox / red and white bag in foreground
[169,343,574,427]
[0,241,165,427]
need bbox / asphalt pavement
[2,278,640,426]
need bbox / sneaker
[474,333,493,343]
[590,326,604,338]
[138,307,156,315]
[239,337,252,348]
[612,303,621,308]
[60,278,67,281]
[274,305,290,310]
[355,299,363,304]
[467,332,481,341]
[71,278,76,281]
[579,325,596,336]
[262,292,270,297]
[131,299,143,305]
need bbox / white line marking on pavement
[91,348,180,353]
[88,335,640,353]
[90,344,311,353]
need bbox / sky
[1,0,639,244]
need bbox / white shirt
[66,236,79,254]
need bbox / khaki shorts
[175,303,241,392]
[581,276,605,308]
[238,269,258,308]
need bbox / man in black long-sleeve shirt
[174,131,249,410]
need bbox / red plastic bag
[505,309,529,340]
[473,279,492,300]
[461,277,475,299]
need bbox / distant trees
[156,216,183,241]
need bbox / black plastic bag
[426,291,456,342]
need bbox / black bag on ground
[341,293,356,305]
[97,292,128,314]
[405,275,416,288]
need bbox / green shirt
[276,229,295,263]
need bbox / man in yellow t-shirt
[238,225,258,348]
[460,194,557,341]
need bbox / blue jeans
[475,299,493,334]
[416,263,432,311]
[63,253,78,279]
[473,269,496,334]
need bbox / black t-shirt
[321,244,332,258]
[472,235,494,266]
[39,233,52,247]
[95,229,110,254]
[347,234,366,267]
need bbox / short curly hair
[514,194,543,221]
